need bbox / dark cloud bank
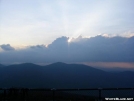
[0,44,15,51]
[0,35,134,64]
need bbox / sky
[0,0,134,68]
[1,0,134,48]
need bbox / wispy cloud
[1,0,134,46]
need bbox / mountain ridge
[0,64,4,68]
[0,62,134,88]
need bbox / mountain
[95,67,134,72]
[0,64,4,68]
[0,62,134,88]
[0,63,46,88]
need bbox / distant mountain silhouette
[0,62,134,88]
[0,64,4,68]
[95,67,134,72]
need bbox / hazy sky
[0,0,134,47]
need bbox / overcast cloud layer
[0,35,134,64]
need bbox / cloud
[0,35,134,64]
[30,45,47,49]
[0,44,15,51]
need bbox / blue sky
[0,0,134,48]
